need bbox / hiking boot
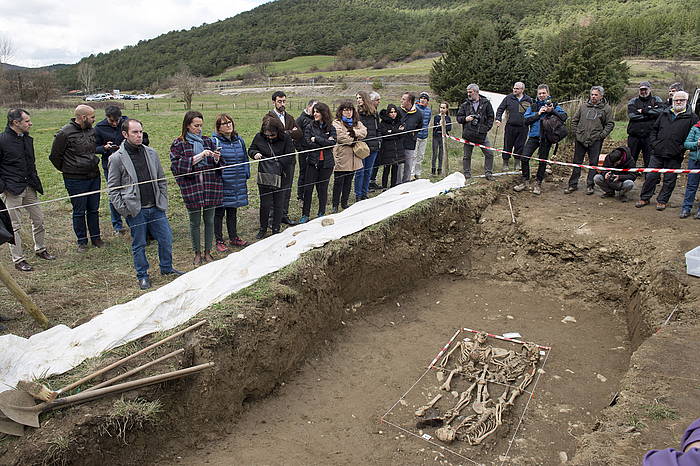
[585,186,595,195]
[564,186,577,194]
[635,199,649,208]
[656,202,667,211]
[230,237,248,247]
[215,241,229,253]
[502,160,510,170]
[680,209,691,218]
[532,182,542,195]
[513,180,530,192]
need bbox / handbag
[352,140,370,160]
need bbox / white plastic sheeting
[0,173,466,388]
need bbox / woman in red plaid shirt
[170,111,223,266]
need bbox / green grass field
[215,55,338,80]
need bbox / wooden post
[0,263,49,328]
[441,112,449,176]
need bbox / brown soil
[2,171,699,466]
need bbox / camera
[470,114,480,126]
[544,99,555,108]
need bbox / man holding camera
[513,84,567,195]
[108,119,183,290]
[456,83,495,180]
[593,146,637,202]
[565,86,614,195]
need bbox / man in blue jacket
[413,92,432,179]
[513,84,567,195]
[495,82,533,171]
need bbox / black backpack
[541,113,568,144]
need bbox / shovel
[16,320,206,401]
[0,362,214,428]
[0,413,24,437]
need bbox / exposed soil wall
[1,180,697,465]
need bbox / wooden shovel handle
[43,362,215,412]
[85,349,184,392]
[59,320,206,394]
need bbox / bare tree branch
[171,66,203,110]
[77,62,96,93]
[0,33,14,65]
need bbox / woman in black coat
[300,102,336,223]
[377,104,404,188]
[248,117,295,238]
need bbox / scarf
[185,132,205,155]
[341,116,354,126]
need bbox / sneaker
[564,186,577,194]
[230,237,248,247]
[585,186,595,195]
[656,202,667,211]
[215,241,229,253]
[680,209,691,218]
[600,192,615,198]
[532,183,542,195]
[635,199,649,208]
[298,215,309,224]
[513,181,530,192]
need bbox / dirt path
[159,273,630,465]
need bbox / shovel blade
[0,390,40,428]
[0,417,25,436]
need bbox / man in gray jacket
[565,86,614,195]
[108,119,182,289]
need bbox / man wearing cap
[636,91,699,211]
[627,82,663,168]
[413,92,432,179]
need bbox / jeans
[63,176,101,245]
[214,206,238,241]
[682,159,700,211]
[431,135,444,172]
[332,171,355,208]
[259,184,284,232]
[503,125,527,162]
[126,207,173,280]
[413,138,428,177]
[303,164,333,217]
[593,174,635,194]
[520,137,552,183]
[462,137,494,178]
[103,166,124,232]
[402,149,416,183]
[188,207,215,253]
[628,134,652,168]
[355,150,378,198]
[2,187,46,262]
[568,139,603,188]
[639,155,682,204]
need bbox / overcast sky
[0,0,269,68]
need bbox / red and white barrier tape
[448,135,700,175]
[428,329,462,368]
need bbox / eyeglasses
[673,99,687,102]
[219,121,233,126]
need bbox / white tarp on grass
[0,173,466,388]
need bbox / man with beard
[636,91,699,210]
[108,119,183,289]
[50,105,104,251]
[627,82,663,168]
[265,91,302,225]
[565,86,615,195]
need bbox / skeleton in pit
[423,334,542,445]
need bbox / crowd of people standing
[2,81,699,290]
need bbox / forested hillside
[55,0,699,90]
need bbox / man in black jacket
[49,105,105,251]
[265,91,302,225]
[495,82,532,171]
[0,109,56,271]
[398,92,423,183]
[456,84,495,180]
[593,146,637,202]
[636,91,700,210]
[627,81,663,167]
[95,106,128,236]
